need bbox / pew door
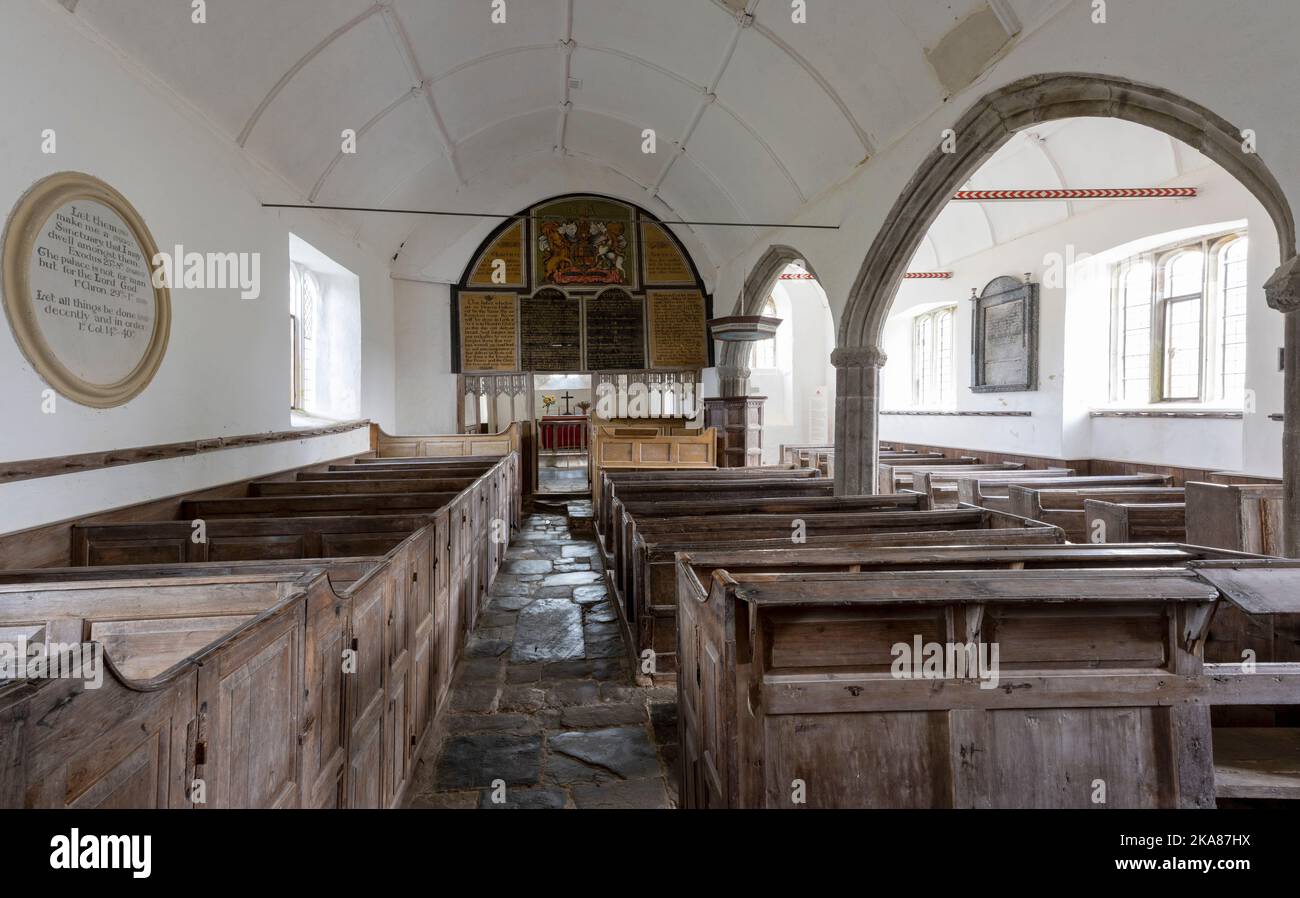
[409,533,435,758]
[12,669,195,808]
[302,581,349,809]
[346,578,386,808]
[383,552,413,808]
[195,600,305,809]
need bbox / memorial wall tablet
[1,171,171,408]
[584,288,645,370]
[647,289,708,369]
[971,274,1038,392]
[467,219,526,288]
[519,288,582,371]
[459,292,519,372]
[640,221,693,285]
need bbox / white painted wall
[393,279,456,434]
[751,276,837,463]
[878,162,1280,472]
[0,5,396,535]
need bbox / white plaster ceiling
[69,0,1060,278]
[909,117,1215,270]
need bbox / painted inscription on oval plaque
[2,172,170,407]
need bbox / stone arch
[830,73,1300,552]
[840,72,1296,350]
[719,244,826,389]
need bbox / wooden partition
[677,556,1300,808]
[1186,481,1284,556]
[0,453,520,809]
[589,425,717,500]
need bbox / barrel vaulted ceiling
[68,0,1062,279]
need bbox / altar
[538,415,589,451]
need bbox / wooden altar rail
[538,418,588,452]
[0,419,371,486]
[589,425,717,502]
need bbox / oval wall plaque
[2,172,170,407]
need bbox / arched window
[1109,229,1247,404]
[749,296,778,369]
[912,306,955,407]
[290,262,321,412]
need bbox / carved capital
[1265,255,1300,313]
[831,346,888,369]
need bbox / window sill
[881,410,1031,417]
[291,409,347,428]
[1089,408,1243,419]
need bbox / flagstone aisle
[404,510,679,809]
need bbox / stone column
[1264,256,1300,557]
[714,362,751,398]
[832,346,887,496]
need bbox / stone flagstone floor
[404,509,679,809]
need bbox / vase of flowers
[577,400,591,416]
[542,394,556,414]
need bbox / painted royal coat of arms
[533,197,638,288]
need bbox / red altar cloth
[539,415,589,451]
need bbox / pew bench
[878,460,1014,493]
[916,467,1075,509]
[618,504,1060,682]
[958,473,1171,513]
[1009,485,1185,541]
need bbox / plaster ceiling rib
[237,2,384,147]
[1025,130,1075,217]
[380,3,463,185]
[650,0,757,201]
[557,0,575,153]
[748,20,876,157]
[309,86,421,202]
[573,43,804,205]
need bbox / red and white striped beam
[779,271,952,280]
[952,187,1197,201]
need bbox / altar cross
[561,391,575,415]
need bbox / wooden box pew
[596,467,822,540]
[878,460,1013,493]
[1184,482,1293,678]
[0,570,345,809]
[780,443,834,466]
[608,488,925,600]
[302,467,492,481]
[917,467,1075,509]
[250,477,478,496]
[602,477,835,552]
[621,506,1061,678]
[958,473,1171,513]
[1084,500,1187,543]
[72,514,441,566]
[179,492,460,520]
[675,563,1300,808]
[0,557,379,591]
[1009,485,1185,541]
[1186,481,1284,557]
